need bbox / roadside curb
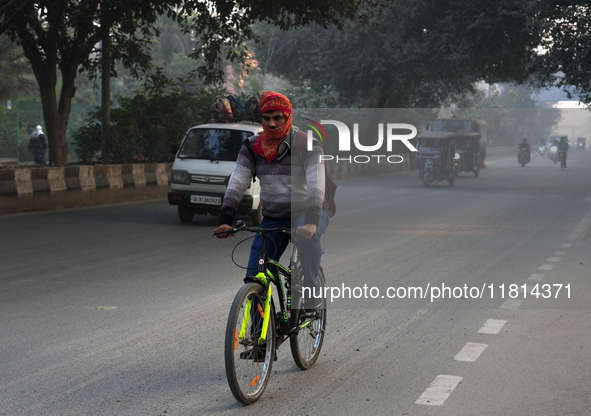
[0,163,172,214]
[1,158,409,214]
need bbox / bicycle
[559,150,567,170]
[213,220,327,405]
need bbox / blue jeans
[246,210,330,292]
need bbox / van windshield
[178,128,253,161]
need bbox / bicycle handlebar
[212,220,308,239]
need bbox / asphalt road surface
[2,147,591,415]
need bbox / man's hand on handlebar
[295,223,316,240]
[214,224,235,239]
[214,220,313,240]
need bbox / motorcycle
[518,148,529,167]
[547,144,559,163]
[538,143,546,156]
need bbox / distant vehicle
[538,140,547,157]
[415,131,477,187]
[454,133,481,176]
[546,136,566,163]
[431,118,487,168]
[168,122,263,224]
[577,137,586,151]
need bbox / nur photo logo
[304,119,418,164]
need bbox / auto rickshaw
[454,133,482,176]
[416,131,460,187]
[577,137,586,151]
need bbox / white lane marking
[415,375,463,406]
[562,243,573,248]
[554,251,567,256]
[528,274,545,281]
[454,342,488,362]
[539,264,555,271]
[478,319,507,334]
[567,207,591,240]
[546,256,562,262]
[500,299,523,309]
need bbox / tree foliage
[252,0,591,108]
[0,34,37,101]
[0,0,369,165]
[252,2,481,108]
[539,2,591,103]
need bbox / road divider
[0,163,172,214]
[0,158,410,214]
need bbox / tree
[538,2,591,104]
[252,0,591,109]
[251,2,481,108]
[0,0,368,166]
[0,34,37,101]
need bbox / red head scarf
[256,91,293,162]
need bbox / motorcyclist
[518,138,531,163]
[557,136,569,167]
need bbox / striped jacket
[219,127,326,226]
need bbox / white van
[168,122,263,224]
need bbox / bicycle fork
[238,274,273,346]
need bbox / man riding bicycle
[214,91,329,311]
[557,136,569,168]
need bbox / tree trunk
[36,66,72,166]
[101,7,112,165]
[17,26,76,167]
[39,90,72,166]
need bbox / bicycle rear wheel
[560,153,566,169]
[225,282,276,405]
[290,267,327,370]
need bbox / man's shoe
[304,298,324,313]
[239,344,276,362]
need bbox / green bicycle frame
[236,227,299,346]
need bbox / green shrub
[73,88,220,164]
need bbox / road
[1,147,590,415]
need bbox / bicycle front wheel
[290,267,327,370]
[225,282,276,405]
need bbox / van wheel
[250,205,263,226]
[178,206,196,223]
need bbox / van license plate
[191,195,221,205]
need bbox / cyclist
[214,91,329,311]
[557,136,569,168]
